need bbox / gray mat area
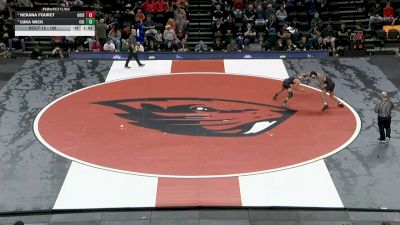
[0,209,399,225]
[0,60,112,212]
[284,58,400,209]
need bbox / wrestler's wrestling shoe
[322,104,329,111]
[338,103,344,108]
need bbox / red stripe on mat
[156,177,241,206]
[158,60,241,207]
[171,60,225,73]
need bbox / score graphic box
[15,11,96,36]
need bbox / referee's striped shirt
[374,100,394,118]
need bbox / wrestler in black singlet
[323,76,335,92]
[282,76,301,89]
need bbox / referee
[124,29,145,69]
[374,91,394,143]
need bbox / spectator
[175,14,189,30]
[322,24,336,54]
[143,15,157,36]
[224,29,235,46]
[275,38,285,50]
[254,5,266,26]
[266,14,278,33]
[154,30,163,51]
[308,24,321,47]
[257,34,270,51]
[369,1,383,29]
[226,38,238,51]
[84,37,95,50]
[213,5,224,21]
[212,18,225,36]
[253,0,262,9]
[313,36,326,50]
[174,5,186,20]
[296,36,310,50]
[91,40,104,52]
[336,23,349,52]
[142,0,155,12]
[136,9,145,22]
[290,18,301,34]
[244,4,255,23]
[224,0,232,15]
[383,1,394,23]
[103,38,116,52]
[166,18,176,30]
[154,0,168,13]
[96,18,107,45]
[108,25,122,51]
[195,40,209,52]
[212,37,224,51]
[265,4,275,22]
[176,25,188,46]
[277,23,291,41]
[310,13,322,30]
[244,23,257,45]
[236,26,245,50]
[224,15,235,33]
[144,37,157,51]
[232,0,244,18]
[163,24,178,51]
[286,38,296,51]
[121,38,130,52]
[134,16,145,43]
[121,26,131,40]
[275,4,287,24]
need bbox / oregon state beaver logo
[34,73,360,178]
[95,98,296,137]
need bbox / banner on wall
[69,51,329,60]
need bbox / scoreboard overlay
[15,11,96,36]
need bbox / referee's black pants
[378,116,391,140]
[125,51,141,67]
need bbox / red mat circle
[36,74,359,177]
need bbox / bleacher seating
[2,0,400,57]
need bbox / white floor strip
[224,59,289,79]
[53,162,158,209]
[106,60,173,82]
[239,160,344,207]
